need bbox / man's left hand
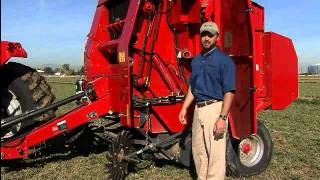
[213,119,226,139]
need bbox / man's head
[200,22,219,50]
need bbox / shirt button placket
[201,59,206,73]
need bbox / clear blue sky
[1,0,320,69]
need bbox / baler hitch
[124,131,184,161]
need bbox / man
[179,22,236,180]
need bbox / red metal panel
[1,41,27,66]
[229,58,253,138]
[84,5,111,81]
[131,105,186,133]
[218,0,255,138]
[264,32,298,110]
[84,1,136,126]
[250,18,265,138]
[251,2,264,32]
[109,64,130,113]
[220,0,251,56]
[169,0,202,25]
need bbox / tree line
[43,64,84,75]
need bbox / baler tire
[0,62,55,136]
[226,121,273,177]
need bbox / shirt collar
[201,46,217,57]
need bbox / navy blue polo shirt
[190,47,236,102]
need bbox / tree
[61,64,70,74]
[65,69,75,76]
[54,68,61,73]
[78,66,84,75]
[44,67,54,75]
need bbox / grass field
[1,76,320,179]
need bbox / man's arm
[179,87,194,124]
[182,87,194,110]
[220,91,235,116]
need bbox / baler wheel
[0,62,55,139]
[106,130,136,180]
[226,121,273,177]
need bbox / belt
[196,99,220,108]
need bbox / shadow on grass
[2,130,111,172]
[295,98,320,105]
[2,150,78,171]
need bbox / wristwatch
[219,114,228,121]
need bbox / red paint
[264,32,298,110]
[1,0,298,159]
[241,143,251,154]
[85,0,298,137]
[1,41,27,66]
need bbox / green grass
[298,76,320,98]
[298,83,320,98]
[1,76,320,179]
[46,76,79,115]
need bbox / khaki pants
[192,101,227,180]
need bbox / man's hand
[213,118,226,139]
[179,108,187,125]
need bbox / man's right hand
[179,108,187,125]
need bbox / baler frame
[1,0,298,178]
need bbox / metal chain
[145,102,151,147]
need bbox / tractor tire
[0,62,55,138]
[226,121,273,177]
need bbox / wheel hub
[240,142,251,154]
[239,135,264,167]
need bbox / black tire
[226,121,273,177]
[0,62,55,137]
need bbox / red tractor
[1,0,298,179]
